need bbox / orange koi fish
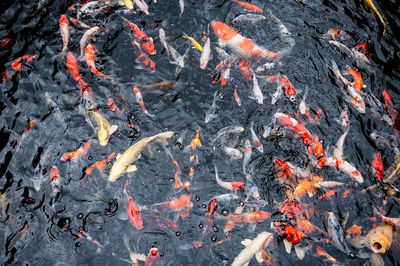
[85,44,110,79]
[382,90,398,138]
[238,58,252,80]
[85,152,115,175]
[211,21,278,59]
[372,152,384,181]
[11,55,38,72]
[66,52,92,98]
[233,0,263,13]
[224,211,271,224]
[190,128,202,150]
[346,225,362,237]
[322,29,351,41]
[345,67,364,91]
[58,15,69,58]
[234,87,241,106]
[354,42,373,56]
[131,40,156,73]
[124,180,143,230]
[22,120,37,135]
[145,194,193,219]
[61,138,91,161]
[274,112,312,145]
[120,16,156,55]
[133,85,155,118]
[264,75,296,101]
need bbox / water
[1,0,400,265]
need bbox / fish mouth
[150,51,156,55]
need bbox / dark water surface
[1,0,400,265]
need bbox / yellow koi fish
[363,0,386,37]
[183,33,202,52]
[89,110,118,146]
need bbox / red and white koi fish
[61,138,91,161]
[121,16,155,55]
[143,194,193,220]
[211,21,278,59]
[329,60,365,113]
[322,29,351,41]
[69,17,90,29]
[233,0,263,13]
[144,248,162,266]
[78,26,100,61]
[250,121,263,153]
[274,112,312,145]
[214,165,244,191]
[242,139,252,174]
[220,58,235,87]
[131,40,156,73]
[224,210,271,224]
[324,128,363,183]
[371,152,384,181]
[337,105,349,127]
[58,15,69,58]
[200,29,211,69]
[375,209,400,230]
[382,90,398,138]
[85,44,110,79]
[66,52,92,98]
[133,85,155,118]
[234,87,241,106]
[124,180,143,230]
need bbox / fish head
[367,225,393,254]
[60,15,68,25]
[211,21,236,42]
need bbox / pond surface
[0,0,400,265]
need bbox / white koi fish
[231,231,273,266]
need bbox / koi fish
[85,44,110,79]
[345,67,364,91]
[58,15,69,58]
[85,152,115,175]
[10,55,38,72]
[382,90,398,137]
[132,0,149,15]
[231,232,273,266]
[231,13,266,24]
[274,112,312,145]
[366,93,393,126]
[69,17,90,29]
[131,40,156,73]
[89,110,118,146]
[159,28,169,56]
[205,90,218,123]
[66,52,92,98]
[375,210,400,230]
[0,38,13,48]
[188,128,202,151]
[220,57,235,87]
[78,26,100,61]
[327,212,349,254]
[200,31,211,69]
[242,139,252,174]
[329,60,365,113]
[143,194,193,220]
[233,0,263,13]
[123,235,146,265]
[61,138,91,161]
[168,44,187,75]
[234,87,241,106]
[214,165,244,191]
[215,125,245,141]
[214,193,239,202]
[337,105,349,127]
[238,59,252,80]
[370,131,399,155]
[362,0,386,37]
[179,0,184,15]
[144,248,162,266]
[262,118,276,138]
[183,33,202,52]
[109,131,174,181]
[366,224,392,254]
[250,121,263,153]
[372,152,384,181]
[329,40,372,72]
[211,21,278,59]
[133,86,155,118]
[315,246,337,263]
[223,147,243,160]
[263,74,296,101]
[124,180,143,230]
[50,166,61,205]
[251,75,264,104]
[322,29,351,41]
[120,16,155,55]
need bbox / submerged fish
[109,131,174,182]
[89,110,118,146]
[362,0,386,37]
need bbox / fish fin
[241,239,252,247]
[127,165,137,173]
[295,245,305,260]
[109,125,118,134]
[255,251,263,263]
[116,153,122,160]
[283,239,292,253]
